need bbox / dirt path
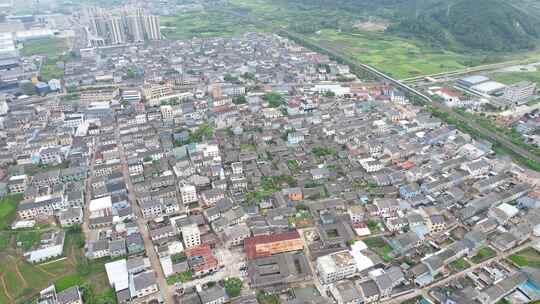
[36,264,56,277]
[0,275,13,303]
[10,257,27,288]
[66,246,77,267]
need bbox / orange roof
[437,88,461,98]
[244,230,301,260]
[529,191,540,199]
[401,161,415,170]
[185,243,218,273]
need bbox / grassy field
[309,29,470,79]
[490,69,540,86]
[471,247,497,264]
[0,227,114,303]
[0,254,65,302]
[0,194,23,230]
[161,8,264,40]
[15,230,45,250]
[20,38,68,58]
[449,257,471,272]
[364,237,393,262]
[509,247,540,268]
[19,37,68,82]
[0,232,10,250]
[40,61,65,82]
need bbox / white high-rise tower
[109,16,126,44]
[143,15,161,41]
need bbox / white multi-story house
[359,158,383,173]
[231,162,243,175]
[287,132,304,145]
[180,184,197,204]
[58,207,83,227]
[202,144,220,158]
[201,189,225,207]
[63,113,85,128]
[8,175,28,193]
[143,83,173,105]
[135,114,147,124]
[40,147,63,165]
[160,105,174,120]
[221,84,246,97]
[18,195,67,220]
[182,223,201,248]
[140,200,163,218]
[373,198,400,218]
[316,251,357,284]
[348,205,366,224]
[128,161,143,176]
[173,160,195,178]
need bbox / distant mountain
[266,0,540,52]
[387,0,540,51]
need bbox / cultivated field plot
[309,29,470,79]
[0,229,113,303]
[509,247,540,268]
[160,9,264,40]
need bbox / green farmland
[0,227,115,303]
[161,8,264,40]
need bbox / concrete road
[115,126,175,304]
[298,228,332,300]
[82,137,97,240]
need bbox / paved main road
[115,127,175,304]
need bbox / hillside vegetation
[233,0,540,53]
[389,0,540,51]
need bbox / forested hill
[387,0,540,51]
[255,0,540,52]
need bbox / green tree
[233,96,247,104]
[224,277,243,298]
[263,92,283,108]
[224,74,239,83]
[323,91,335,97]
